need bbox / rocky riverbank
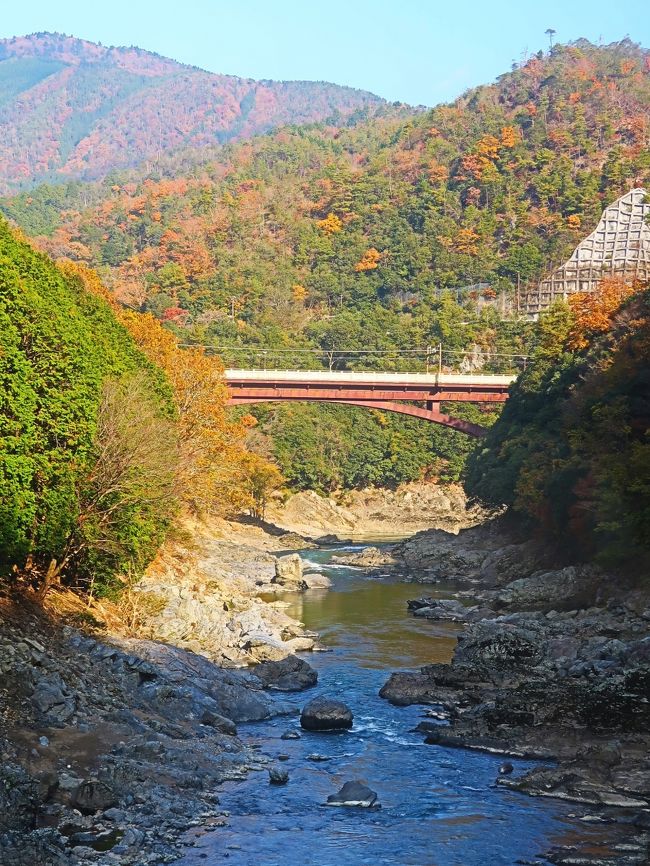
[132,517,322,665]
[375,521,650,865]
[0,519,323,866]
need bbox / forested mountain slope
[0,33,387,191]
[0,219,175,589]
[466,281,650,570]
[3,39,648,348]
[2,39,649,492]
[0,220,271,594]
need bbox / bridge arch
[225,370,515,437]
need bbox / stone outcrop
[272,553,304,587]
[380,522,650,857]
[394,521,549,584]
[0,597,318,866]
[331,546,397,568]
[251,656,318,692]
[135,527,319,665]
[266,482,488,539]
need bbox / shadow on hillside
[234,513,310,539]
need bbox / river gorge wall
[266,481,489,539]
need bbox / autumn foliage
[467,281,650,570]
[567,276,636,350]
[61,262,282,517]
[354,248,382,272]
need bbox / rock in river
[252,655,318,692]
[273,553,304,587]
[326,781,378,807]
[331,546,395,568]
[300,696,353,731]
[71,779,118,814]
[268,766,289,785]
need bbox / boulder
[31,677,76,724]
[303,572,332,590]
[110,640,274,722]
[252,656,318,692]
[331,547,395,568]
[454,620,544,672]
[379,670,440,706]
[71,780,118,814]
[278,532,316,549]
[326,780,378,807]
[408,597,470,621]
[200,710,237,735]
[496,566,601,611]
[300,696,353,731]
[283,637,316,653]
[273,554,304,586]
[242,632,289,663]
[268,766,289,785]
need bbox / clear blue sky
[2,0,649,106]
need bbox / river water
[179,546,592,866]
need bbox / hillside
[0,218,272,595]
[3,40,648,334]
[466,280,650,570]
[2,38,649,491]
[0,218,176,591]
[0,32,387,191]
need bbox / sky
[2,0,649,106]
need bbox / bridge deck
[223,368,515,436]
[225,369,516,387]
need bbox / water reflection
[274,548,462,669]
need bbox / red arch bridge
[224,369,515,436]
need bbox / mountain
[2,38,649,492]
[0,32,388,191]
[5,40,648,326]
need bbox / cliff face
[266,482,489,539]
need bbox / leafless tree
[39,374,179,597]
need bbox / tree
[567,276,635,350]
[241,454,284,519]
[354,248,382,272]
[0,221,175,593]
[60,375,178,596]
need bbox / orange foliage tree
[354,248,382,272]
[567,276,636,350]
[59,261,282,516]
[317,213,343,234]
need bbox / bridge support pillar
[426,400,441,413]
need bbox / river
[178,545,597,866]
